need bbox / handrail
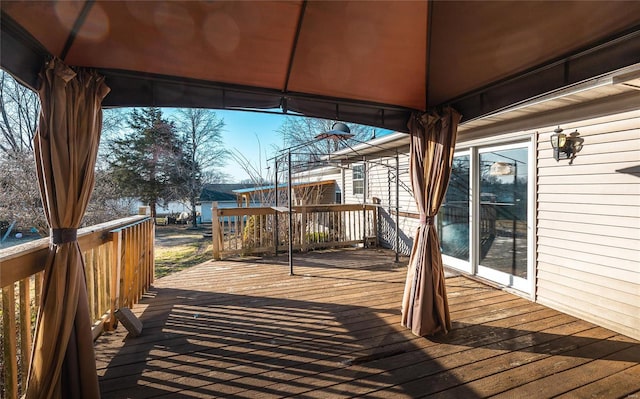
[0,215,147,287]
[0,215,154,399]
[212,203,378,259]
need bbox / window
[352,164,364,195]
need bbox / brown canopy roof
[2,1,639,131]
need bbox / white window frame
[352,164,365,195]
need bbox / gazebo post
[395,151,400,263]
[287,150,294,276]
[274,158,279,256]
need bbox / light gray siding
[536,109,640,340]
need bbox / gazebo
[1,2,639,398]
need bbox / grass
[154,226,213,279]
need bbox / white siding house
[199,184,252,223]
[299,67,640,340]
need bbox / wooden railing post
[212,202,221,260]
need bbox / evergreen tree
[108,107,188,218]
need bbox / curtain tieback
[419,215,434,226]
[51,228,78,245]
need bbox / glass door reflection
[438,154,470,263]
[479,147,528,279]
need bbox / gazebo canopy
[2,1,639,131]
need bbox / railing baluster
[19,278,31,392]
[233,216,238,250]
[301,206,307,252]
[34,271,42,306]
[129,227,135,306]
[93,248,100,320]
[2,283,18,399]
[135,223,141,304]
[85,249,96,320]
[145,220,151,290]
[128,228,135,306]
[121,229,130,308]
[97,245,105,320]
[212,203,221,260]
[107,230,122,330]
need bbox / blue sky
[123,107,393,183]
[204,109,394,183]
[216,110,287,182]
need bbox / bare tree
[82,167,137,227]
[0,71,45,234]
[0,71,131,236]
[98,108,127,165]
[229,136,274,206]
[277,116,375,169]
[0,153,48,235]
[0,70,39,157]
[173,108,227,227]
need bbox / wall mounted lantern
[550,127,582,162]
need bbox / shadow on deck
[95,249,640,398]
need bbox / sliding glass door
[477,144,531,291]
[439,141,532,293]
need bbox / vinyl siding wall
[536,109,640,340]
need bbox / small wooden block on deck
[115,307,143,337]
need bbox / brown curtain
[24,59,109,399]
[401,108,461,336]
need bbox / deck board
[94,249,640,398]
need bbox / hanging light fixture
[314,122,354,140]
[550,126,582,161]
[489,161,514,176]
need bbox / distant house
[199,184,252,223]
[232,180,339,207]
[295,70,640,341]
[129,200,190,216]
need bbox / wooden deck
[95,249,640,398]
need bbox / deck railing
[212,204,378,259]
[0,215,154,399]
